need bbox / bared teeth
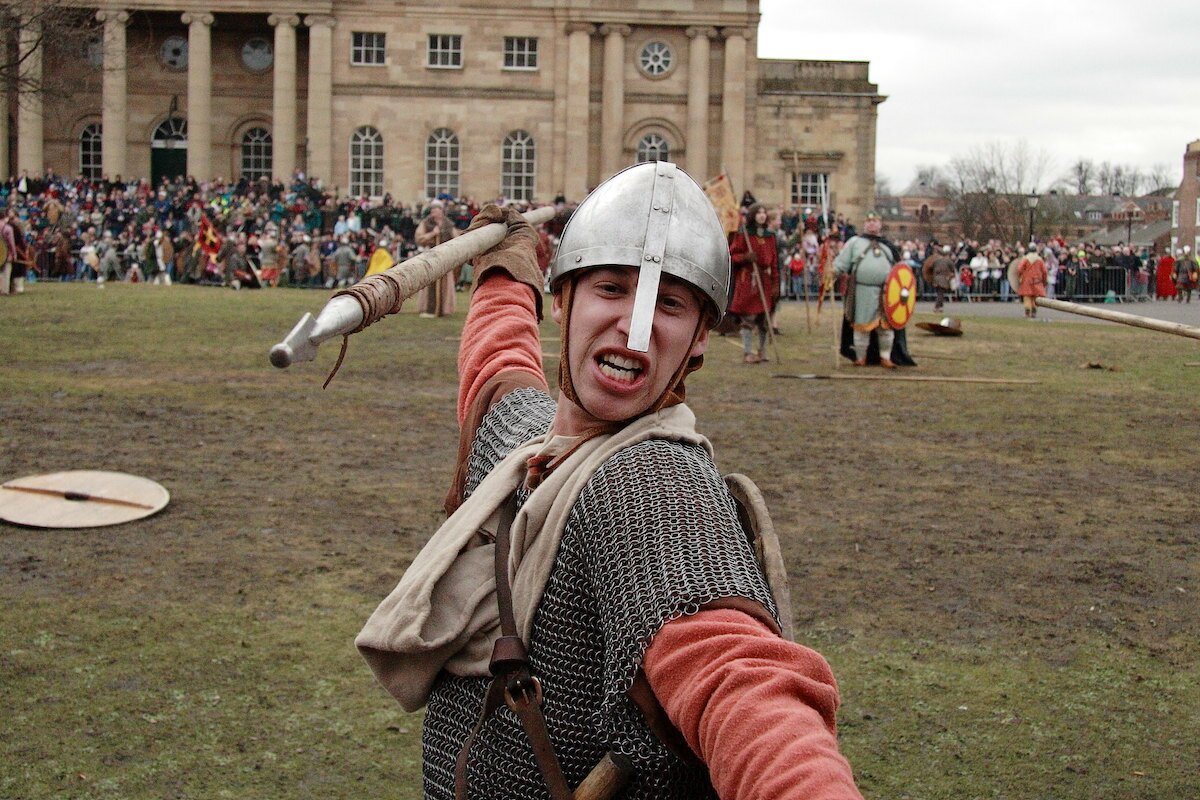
[598,354,642,383]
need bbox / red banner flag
[198,215,223,257]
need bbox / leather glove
[465,204,544,319]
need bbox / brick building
[1,0,883,214]
[1170,140,1200,255]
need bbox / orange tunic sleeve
[643,608,863,800]
[444,272,550,514]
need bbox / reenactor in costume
[415,200,459,317]
[1173,246,1198,303]
[1014,244,1048,318]
[728,203,780,363]
[356,163,863,800]
[143,230,175,285]
[923,245,956,312]
[1155,251,1177,300]
[833,211,914,367]
[0,211,19,295]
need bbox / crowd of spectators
[760,203,1174,304]
[0,170,1186,305]
[0,169,570,292]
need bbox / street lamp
[1026,192,1040,245]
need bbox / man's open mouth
[597,354,644,383]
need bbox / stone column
[563,22,593,200]
[182,12,215,179]
[305,15,335,185]
[269,13,300,181]
[17,18,44,174]
[720,27,747,193]
[599,24,630,177]
[97,10,130,178]
[686,26,715,180]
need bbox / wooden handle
[573,751,635,800]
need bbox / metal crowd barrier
[915,266,1134,303]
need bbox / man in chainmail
[834,211,903,368]
[356,162,863,800]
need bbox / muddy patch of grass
[2,285,1198,799]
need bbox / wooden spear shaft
[1035,298,1200,341]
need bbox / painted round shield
[883,263,918,329]
[0,470,169,528]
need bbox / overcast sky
[757,0,1198,193]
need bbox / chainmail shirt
[422,388,779,799]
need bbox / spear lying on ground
[1034,297,1200,342]
[270,206,556,381]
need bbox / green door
[151,147,187,185]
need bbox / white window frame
[425,128,460,198]
[635,133,669,164]
[349,126,384,198]
[501,130,536,201]
[503,36,538,70]
[791,172,829,207]
[1195,198,1200,226]
[80,123,103,180]
[1172,200,1179,228]
[240,127,273,181]
[351,31,386,66]
[427,34,463,69]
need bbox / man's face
[551,266,709,435]
[864,217,882,236]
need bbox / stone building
[2,0,883,216]
[1170,140,1200,255]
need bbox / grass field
[2,282,1198,799]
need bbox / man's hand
[466,204,545,319]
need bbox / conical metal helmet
[550,161,730,352]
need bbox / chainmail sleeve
[571,438,780,761]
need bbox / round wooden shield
[1007,257,1021,293]
[883,263,918,329]
[0,470,169,529]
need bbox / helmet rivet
[574,255,582,263]
[652,256,660,263]
[652,205,660,211]
[644,255,653,261]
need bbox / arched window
[349,126,384,197]
[152,116,188,149]
[425,128,459,199]
[240,127,272,181]
[501,130,535,201]
[636,133,669,164]
[80,123,103,180]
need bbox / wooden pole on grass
[1035,298,1200,341]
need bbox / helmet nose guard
[549,161,731,352]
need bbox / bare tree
[1,0,101,96]
[939,140,1055,242]
[1145,163,1178,193]
[1065,159,1096,195]
[1094,162,1145,196]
